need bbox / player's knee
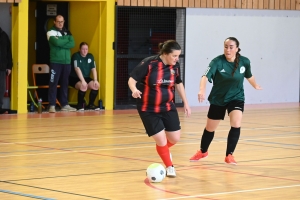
[79,85,87,91]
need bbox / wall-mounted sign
[47,4,57,16]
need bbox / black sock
[200,129,215,153]
[77,90,86,108]
[89,89,98,105]
[226,127,241,156]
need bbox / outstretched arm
[247,76,262,90]
[175,83,191,117]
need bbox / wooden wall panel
[124,0,131,6]
[286,0,291,9]
[200,0,206,7]
[164,0,170,6]
[116,0,300,10]
[131,0,137,6]
[189,0,195,7]
[241,0,247,8]
[0,0,7,2]
[236,0,242,8]
[230,0,236,8]
[291,0,296,9]
[150,0,156,6]
[258,0,264,8]
[274,0,280,9]
[253,0,258,9]
[280,0,286,9]
[247,0,253,8]
[213,0,219,7]
[269,0,275,9]
[195,0,201,7]
[183,0,188,7]
[296,0,300,9]
[207,0,213,7]
[144,0,150,6]
[219,0,224,8]
[137,0,143,6]
[225,0,230,7]
[176,0,183,7]
[264,0,269,8]
[118,0,124,6]
[170,0,176,7]
[157,0,163,6]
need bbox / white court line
[0,135,299,158]
[158,184,300,200]
[0,125,299,145]
[0,135,144,145]
[186,125,300,134]
[0,145,157,158]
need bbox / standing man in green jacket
[47,14,76,113]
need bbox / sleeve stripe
[204,66,211,76]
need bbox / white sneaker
[166,166,176,177]
[61,105,76,112]
[48,106,56,113]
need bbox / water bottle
[37,98,42,113]
[99,99,103,109]
[29,102,34,112]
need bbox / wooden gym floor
[0,103,299,200]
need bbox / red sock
[167,140,175,148]
[156,144,172,167]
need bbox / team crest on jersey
[170,69,175,75]
[240,66,245,73]
[88,58,92,63]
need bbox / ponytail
[232,48,241,76]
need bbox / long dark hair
[158,40,181,55]
[225,37,241,76]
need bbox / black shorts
[69,76,93,88]
[207,100,244,120]
[138,109,181,137]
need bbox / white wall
[185,8,300,106]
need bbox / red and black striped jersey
[130,55,183,113]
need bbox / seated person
[69,42,100,111]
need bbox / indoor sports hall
[0,0,299,199]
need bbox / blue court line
[0,189,56,200]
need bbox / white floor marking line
[0,135,145,145]
[158,184,300,200]
[0,125,299,145]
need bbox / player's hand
[132,89,142,98]
[184,104,191,117]
[198,92,206,102]
[82,81,87,88]
[93,80,100,88]
[6,69,11,76]
[254,84,263,90]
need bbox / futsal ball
[146,163,166,183]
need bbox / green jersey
[204,54,252,106]
[70,52,95,78]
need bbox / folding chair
[32,64,61,108]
